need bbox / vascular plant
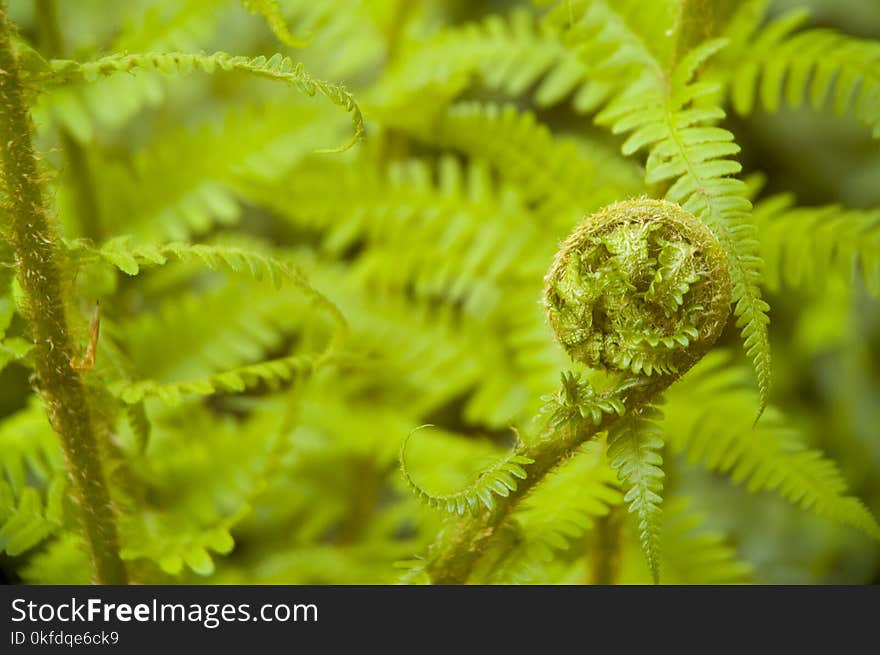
[0,0,878,585]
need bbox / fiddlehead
[544,198,732,380]
[413,198,732,583]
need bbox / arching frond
[39,51,364,151]
[400,427,533,516]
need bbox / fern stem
[0,4,126,584]
[36,0,103,240]
[424,378,667,583]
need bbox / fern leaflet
[606,404,665,583]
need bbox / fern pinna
[0,0,879,585]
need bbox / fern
[425,102,643,230]
[592,33,772,414]
[606,404,666,583]
[400,427,534,516]
[619,497,753,584]
[753,194,880,297]
[83,103,342,241]
[2,0,879,589]
[38,51,364,151]
[666,353,880,541]
[481,441,621,583]
[0,478,66,557]
[729,10,880,137]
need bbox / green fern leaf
[428,102,642,230]
[754,194,880,297]
[0,478,65,557]
[606,404,665,583]
[729,10,880,137]
[40,51,364,151]
[667,353,880,541]
[480,441,621,583]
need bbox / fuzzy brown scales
[421,198,732,584]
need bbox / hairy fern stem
[0,4,126,584]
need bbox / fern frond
[87,102,342,241]
[595,37,772,414]
[753,194,880,297]
[40,51,364,151]
[729,10,880,137]
[539,371,626,429]
[375,8,600,114]
[619,496,753,584]
[667,352,880,541]
[120,510,241,576]
[400,427,534,516]
[120,406,283,576]
[33,0,230,141]
[112,352,318,405]
[73,237,346,333]
[428,102,642,230]
[245,154,554,319]
[0,400,64,493]
[18,533,91,584]
[606,404,665,583]
[0,478,65,557]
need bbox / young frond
[400,427,534,516]
[729,10,880,137]
[753,194,880,297]
[595,38,772,415]
[606,404,665,583]
[40,51,364,151]
[666,353,880,542]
